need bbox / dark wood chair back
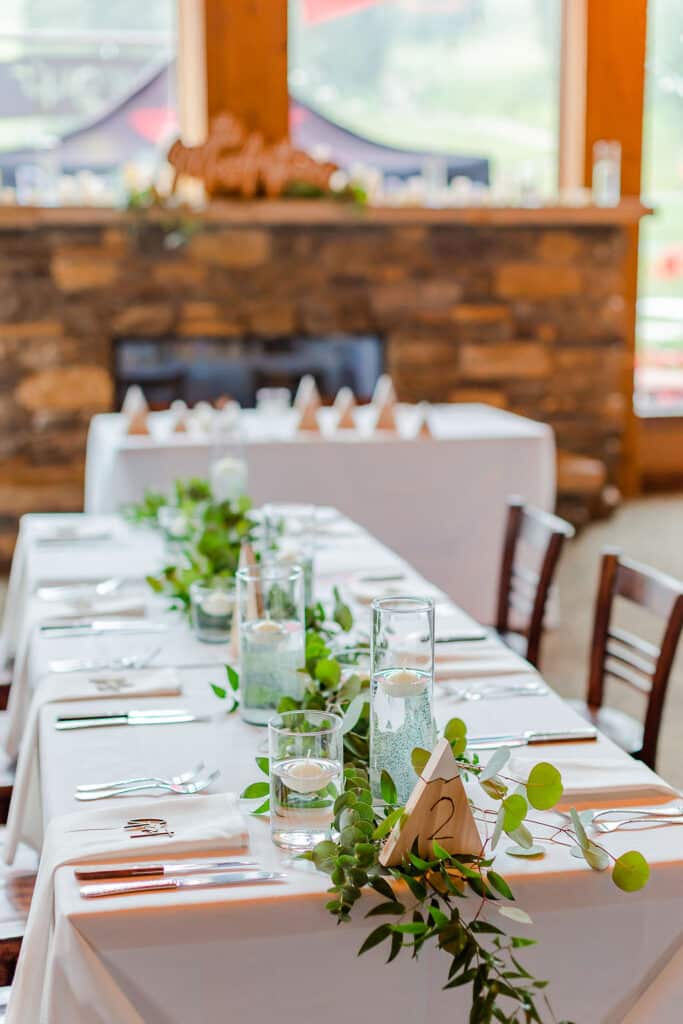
[496,496,574,668]
[586,548,683,769]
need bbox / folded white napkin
[5,793,247,1024]
[4,669,183,863]
[6,597,150,760]
[508,749,679,808]
[436,662,538,682]
[33,522,114,544]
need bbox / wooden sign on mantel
[379,738,481,867]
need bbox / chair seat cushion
[568,699,644,756]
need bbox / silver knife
[81,871,286,898]
[55,711,210,731]
[41,621,168,639]
[467,727,598,750]
[75,859,258,880]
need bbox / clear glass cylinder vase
[236,563,305,725]
[370,597,436,804]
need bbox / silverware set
[49,648,162,673]
[56,708,210,732]
[79,867,286,899]
[40,620,168,640]
[444,680,549,703]
[74,763,220,800]
[560,802,683,834]
[37,577,125,602]
[467,727,598,750]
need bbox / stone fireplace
[0,199,645,564]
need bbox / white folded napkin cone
[372,373,397,407]
[122,386,150,436]
[334,387,357,430]
[297,398,321,433]
[171,399,188,433]
[416,401,433,438]
[294,374,321,413]
[374,393,398,432]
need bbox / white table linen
[84,404,556,622]
[5,512,683,1024]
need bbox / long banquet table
[3,511,683,1023]
[84,403,556,623]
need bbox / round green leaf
[505,843,545,858]
[502,794,528,832]
[612,851,650,892]
[479,747,510,783]
[241,781,269,799]
[411,747,431,776]
[526,762,563,811]
[380,770,398,805]
[444,718,467,756]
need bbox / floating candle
[278,757,338,794]
[379,668,428,698]
[251,619,286,642]
[201,591,233,617]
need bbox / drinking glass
[592,140,621,207]
[189,579,236,643]
[261,503,316,607]
[370,597,436,804]
[209,409,248,504]
[157,505,192,558]
[269,710,343,850]
[237,563,305,725]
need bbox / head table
[1,511,682,1024]
[84,403,555,624]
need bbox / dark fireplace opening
[114,334,384,409]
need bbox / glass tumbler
[269,710,343,850]
[189,579,236,644]
[370,597,436,804]
[237,563,305,725]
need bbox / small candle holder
[370,597,436,804]
[268,710,343,850]
[157,505,192,559]
[209,410,248,504]
[236,563,305,725]
[189,579,236,644]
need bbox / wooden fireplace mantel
[0,197,650,232]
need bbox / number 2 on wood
[427,796,455,842]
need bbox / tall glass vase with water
[370,597,436,804]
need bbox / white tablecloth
[84,404,556,623]
[6,513,683,1024]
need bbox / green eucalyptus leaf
[251,798,270,815]
[373,807,405,840]
[341,694,369,735]
[487,871,514,900]
[315,658,342,686]
[411,747,431,776]
[498,906,533,925]
[612,851,650,892]
[480,777,508,801]
[491,805,505,851]
[255,756,269,776]
[569,808,590,850]
[502,794,528,833]
[226,665,240,692]
[525,762,563,810]
[505,844,545,858]
[444,718,467,756]
[479,748,510,783]
[357,923,391,955]
[580,842,610,872]
[210,684,227,700]
[380,770,398,806]
[241,781,269,799]
[507,824,534,849]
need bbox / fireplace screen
[114,334,383,408]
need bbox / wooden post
[203,0,289,142]
[583,0,648,496]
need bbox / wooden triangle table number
[379,738,481,867]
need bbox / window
[636,0,683,415]
[0,0,177,200]
[289,0,563,195]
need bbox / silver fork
[75,769,220,801]
[76,762,206,793]
[49,647,162,674]
[594,815,683,833]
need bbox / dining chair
[496,497,575,668]
[570,548,683,770]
